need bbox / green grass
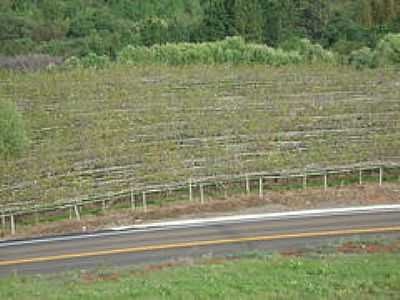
[1,250,400,299]
[1,64,400,207]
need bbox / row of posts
[0,167,386,236]
[186,167,384,202]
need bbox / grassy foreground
[1,246,400,299]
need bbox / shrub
[349,47,374,69]
[281,38,337,64]
[0,101,28,159]
[373,33,400,67]
[80,52,110,68]
[63,52,109,69]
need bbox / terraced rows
[0,65,399,207]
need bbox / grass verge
[1,238,400,299]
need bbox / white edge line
[112,204,400,230]
[0,204,400,248]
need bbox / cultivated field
[1,65,399,206]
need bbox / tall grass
[117,36,334,66]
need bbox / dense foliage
[0,0,399,58]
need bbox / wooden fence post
[35,211,39,224]
[189,178,193,202]
[246,175,250,195]
[324,173,328,191]
[10,214,15,235]
[303,174,307,189]
[102,198,107,212]
[200,184,204,204]
[143,192,147,212]
[74,204,81,221]
[259,177,263,198]
[1,212,5,231]
[379,167,383,186]
[359,169,363,185]
[130,189,135,211]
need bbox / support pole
[143,192,147,212]
[1,212,5,231]
[303,174,307,189]
[130,189,135,211]
[359,169,363,185]
[10,214,15,235]
[246,175,250,194]
[102,199,106,212]
[74,204,81,221]
[200,184,204,204]
[259,177,263,199]
[35,211,39,224]
[189,178,193,202]
[324,173,328,191]
[379,167,383,186]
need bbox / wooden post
[379,167,383,186]
[74,204,81,221]
[359,169,363,185]
[303,174,307,189]
[130,189,135,210]
[35,211,39,224]
[224,183,228,199]
[324,173,328,191]
[143,192,147,212]
[246,175,250,194]
[69,207,73,220]
[189,178,193,202]
[259,177,263,199]
[200,184,204,204]
[1,212,5,231]
[10,214,15,235]
[102,199,107,212]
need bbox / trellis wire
[0,162,399,235]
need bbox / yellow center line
[1,225,400,267]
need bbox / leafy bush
[64,52,109,69]
[281,38,337,64]
[349,47,374,69]
[373,33,400,66]
[0,101,27,159]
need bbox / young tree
[0,100,28,160]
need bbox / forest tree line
[0,0,399,57]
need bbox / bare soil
[337,240,400,254]
[1,183,399,240]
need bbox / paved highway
[1,205,400,275]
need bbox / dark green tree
[232,0,264,42]
[201,0,231,40]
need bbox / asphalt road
[1,206,400,275]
